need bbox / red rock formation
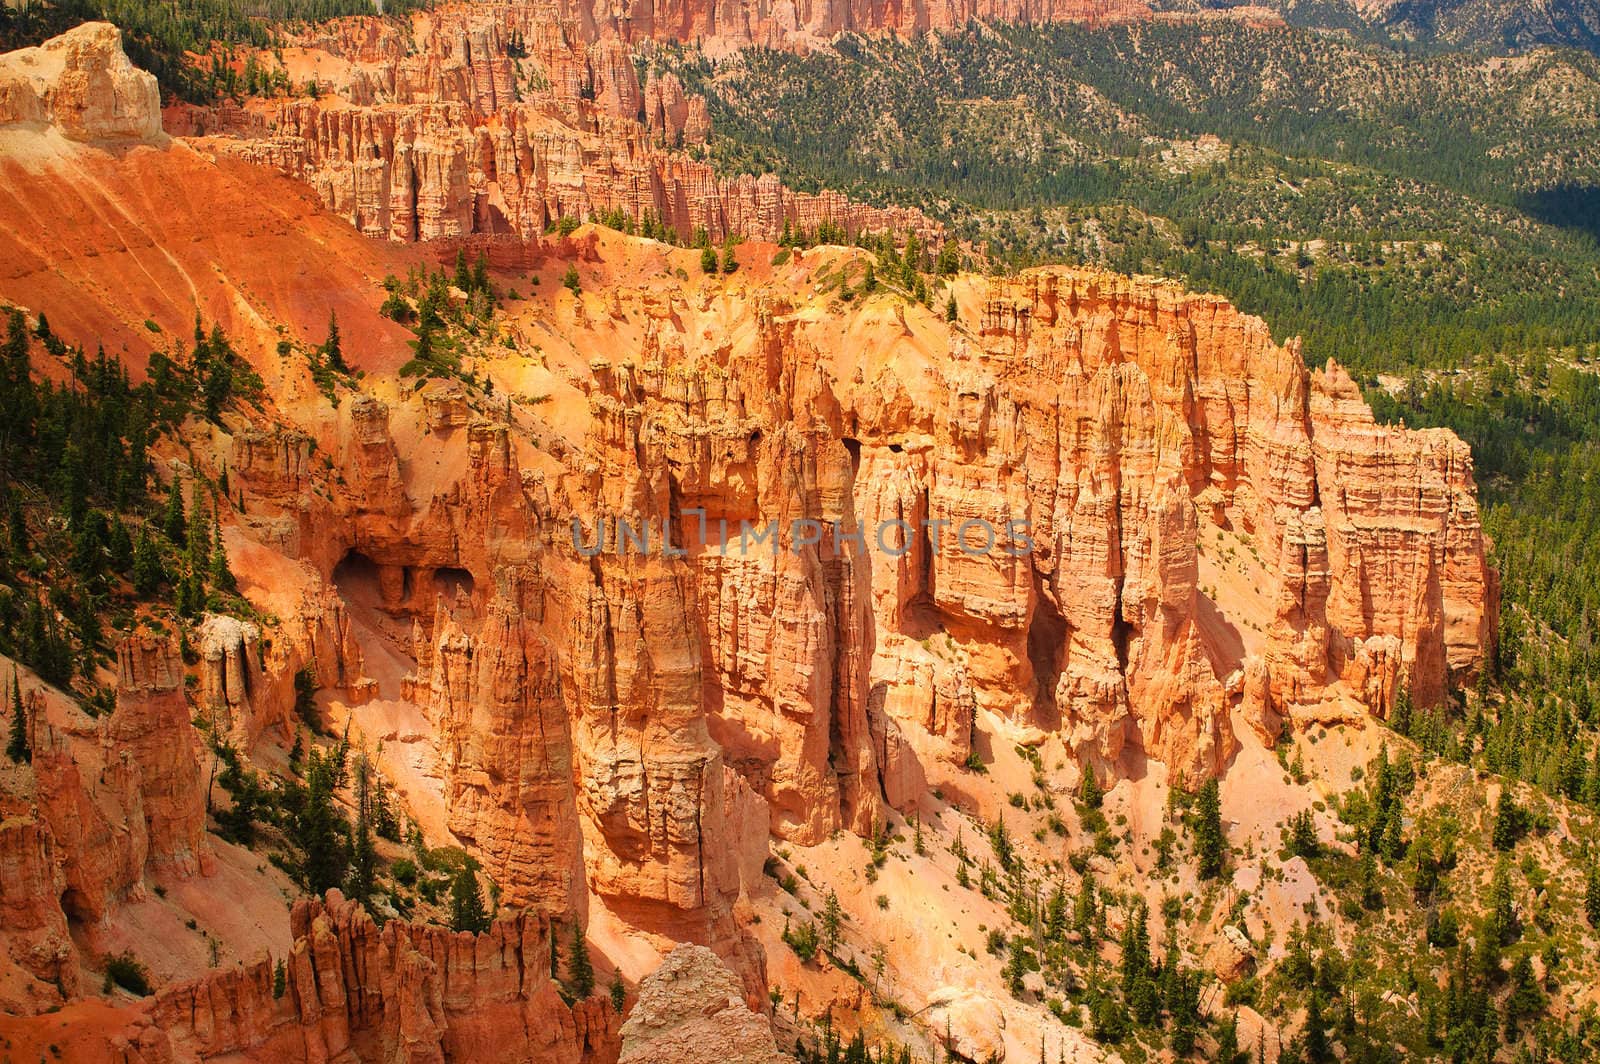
[149,892,620,1063]
[0,891,619,1063]
[0,812,79,1012]
[0,637,212,1013]
[565,0,1152,46]
[178,6,941,245]
[29,634,212,928]
[549,266,1495,797]
[0,33,1500,1039]
[0,22,161,141]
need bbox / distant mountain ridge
[1167,0,1600,52]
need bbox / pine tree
[1359,850,1383,910]
[700,245,720,274]
[1489,859,1518,945]
[1389,684,1413,735]
[6,493,28,557]
[449,865,490,933]
[1304,989,1330,1063]
[322,311,345,372]
[108,515,134,572]
[609,970,626,1013]
[721,239,738,274]
[347,757,376,904]
[1217,1014,1241,1064]
[569,921,595,998]
[1492,791,1523,851]
[298,750,348,895]
[821,889,844,955]
[1585,863,1600,928]
[7,670,30,764]
[988,812,1014,871]
[562,263,582,295]
[1079,768,1103,810]
[1194,778,1226,879]
[208,512,237,594]
[1074,871,1097,940]
[162,479,187,546]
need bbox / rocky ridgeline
[0,22,161,142]
[169,5,942,244]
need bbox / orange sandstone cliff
[0,21,1496,1064]
[169,5,942,245]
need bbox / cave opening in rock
[432,566,475,603]
[1027,581,1067,730]
[332,548,383,609]
[840,436,862,473]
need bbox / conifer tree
[208,511,237,594]
[298,750,349,895]
[162,479,187,546]
[322,310,345,372]
[1492,791,1523,851]
[570,921,595,998]
[6,493,27,557]
[7,670,30,764]
[1194,778,1225,879]
[347,756,376,904]
[450,865,490,933]
[821,889,844,955]
[1080,768,1103,809]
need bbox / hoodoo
[0,7,1584,1063]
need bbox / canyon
[168,4,944,246]
[0,17,1508,1064]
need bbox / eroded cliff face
[0,24,1496,1058]
[0,22,161,142]
[194,240,1494,1000]
[532,262,1496,804]
[173,6,938,245]
[560,0,1152,48]
[147,891,621,1064]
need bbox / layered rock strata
[150,891,621,1063]
[179,7,939,244]
[0,22,161,141]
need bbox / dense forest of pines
[657,24,1600,375]
[0,308,260,699]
